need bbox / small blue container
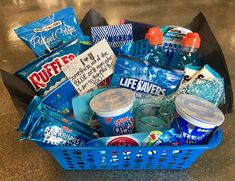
[38,128,222,170]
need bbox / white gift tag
[62,39,116,95]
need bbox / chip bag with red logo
[15,38,81,96]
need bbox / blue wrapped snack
[42,80,77,115]
[20,116,94,146]
[14,7,83,57]
[110,56,184,96]
[15,38,81,96]
[18,96,99,138]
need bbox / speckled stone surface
[0,0,234,181]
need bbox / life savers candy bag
[14,7,83,57]
[15,38,81,96]
[18,96,98,146]
[110,56,184,96]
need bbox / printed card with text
[91,24,133,47]
[62,40,116,95]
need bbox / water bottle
[168,32,201,70]
[144,27,168,67]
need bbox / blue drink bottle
[168,32,201,70]
[144,27,168,67]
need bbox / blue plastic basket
[38,128,222,170]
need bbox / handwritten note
[62,39,116,95]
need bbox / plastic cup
[171,94,224,144]
[135,103,172,133]
[90,88,135,136]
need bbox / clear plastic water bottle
[144,27,168,67]
[168,32,201,70]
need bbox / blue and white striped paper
[91,24,133,47]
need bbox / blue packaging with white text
[110,56,184,96]
[14,7,83,57]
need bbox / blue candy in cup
[171,94,224,144]
[90,88,135,136]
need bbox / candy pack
[15,7,83,57]
[15,39,81,96]
[110,56,184,96]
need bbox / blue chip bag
[14,7,83,57]
[15,38,81,96]
[110,56,184,96]
[42,79,77,115]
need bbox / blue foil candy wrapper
[18,96,99,146]
[15,39,81,96]
[110,56,184,96]
[14,7,83,57]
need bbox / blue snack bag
[42,79,77,115]
[15,38,81,96]
[110,56,184,96]
[14,7,83,57]
[18,96,99,138]
[20,116,94,146]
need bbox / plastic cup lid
[175,94,224,128]
[90,88,135,115]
